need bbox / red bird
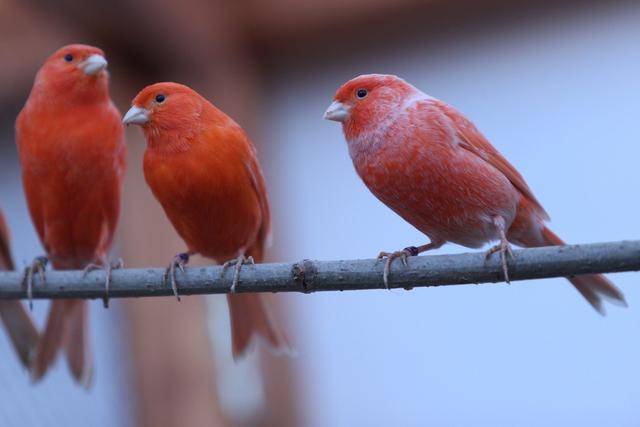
[16,44,126,385]
[324,74,626,314]
[0,209,39,368]
[123,82,288,357]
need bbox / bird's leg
[83,257,124,308]
[485,217,515,283]
[377,241,443,289]
[163,252,191,301]
[22,256,48,310]
[221,254,255,293]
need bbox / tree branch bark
[2,240,638,299]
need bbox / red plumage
[125,82,288,357]
[325,74,625,314]
[16,44,126,385]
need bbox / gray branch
[1,240,639,300]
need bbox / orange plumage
[0,209,39,368]
[325,74,626,314]
[124,82,288,357]
[15,44,126,385]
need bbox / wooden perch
[0,240,638,300]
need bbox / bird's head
[34,44,109,102]
[123,82,204,137]
[324,74,416,139]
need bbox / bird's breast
[349,122,518,247]
[16,101,124,267]
[143,148,262,262]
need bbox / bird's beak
[79,54,108,76]
[122,106,150,126]
[323,101,350,122]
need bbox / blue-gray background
[0,1,638,426]
[263,3,640,426]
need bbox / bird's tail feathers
[0,301,39,368]
[0,209,40,368]
[540,226,627,315]
[64,300,93,387]
[227,293,292,359]
[31,300,92,387]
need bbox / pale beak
[122,106,150,126]
[80,54,108,76]
[323,101,350,122]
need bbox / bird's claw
[221,255,254,293]
[485,240,514,283]
[83,258,124,308]
[22,256,48,310]
[163,253,190,301]
[377,247,416,289]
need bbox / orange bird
[0,209,39,368]
[324,74,626,314]
[123,82,288,357]
[16,44,126,385]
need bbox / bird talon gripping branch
[22,256,48,310]
[485,240,514,283]
[221,255,255,293]
[377,249,414,289]
[376,242,442,289]
[83,258,124,308]
[484,217,515,283]
[163,252,190,301]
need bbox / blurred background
[1,0,639,426]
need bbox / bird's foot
[485,239,515,283]
[83,258,124,308]
[221,255,255,293]
[22,256,48,310]
[377,246,420,289]
[163,253,190,301]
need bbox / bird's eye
[155,94,165,103]
[356,88,368,99]
[64,54,73,62]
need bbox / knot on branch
[292,259,316,293]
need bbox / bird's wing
[242,141,272,262]
[99,122,127,257]
[437,101,549,220]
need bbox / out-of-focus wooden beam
[126,298,230,427]
[0,2,75,107]
[120,128,232,427]
[243,0,604,65]
[244,0,427,40]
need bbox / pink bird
[324,74,626,314]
